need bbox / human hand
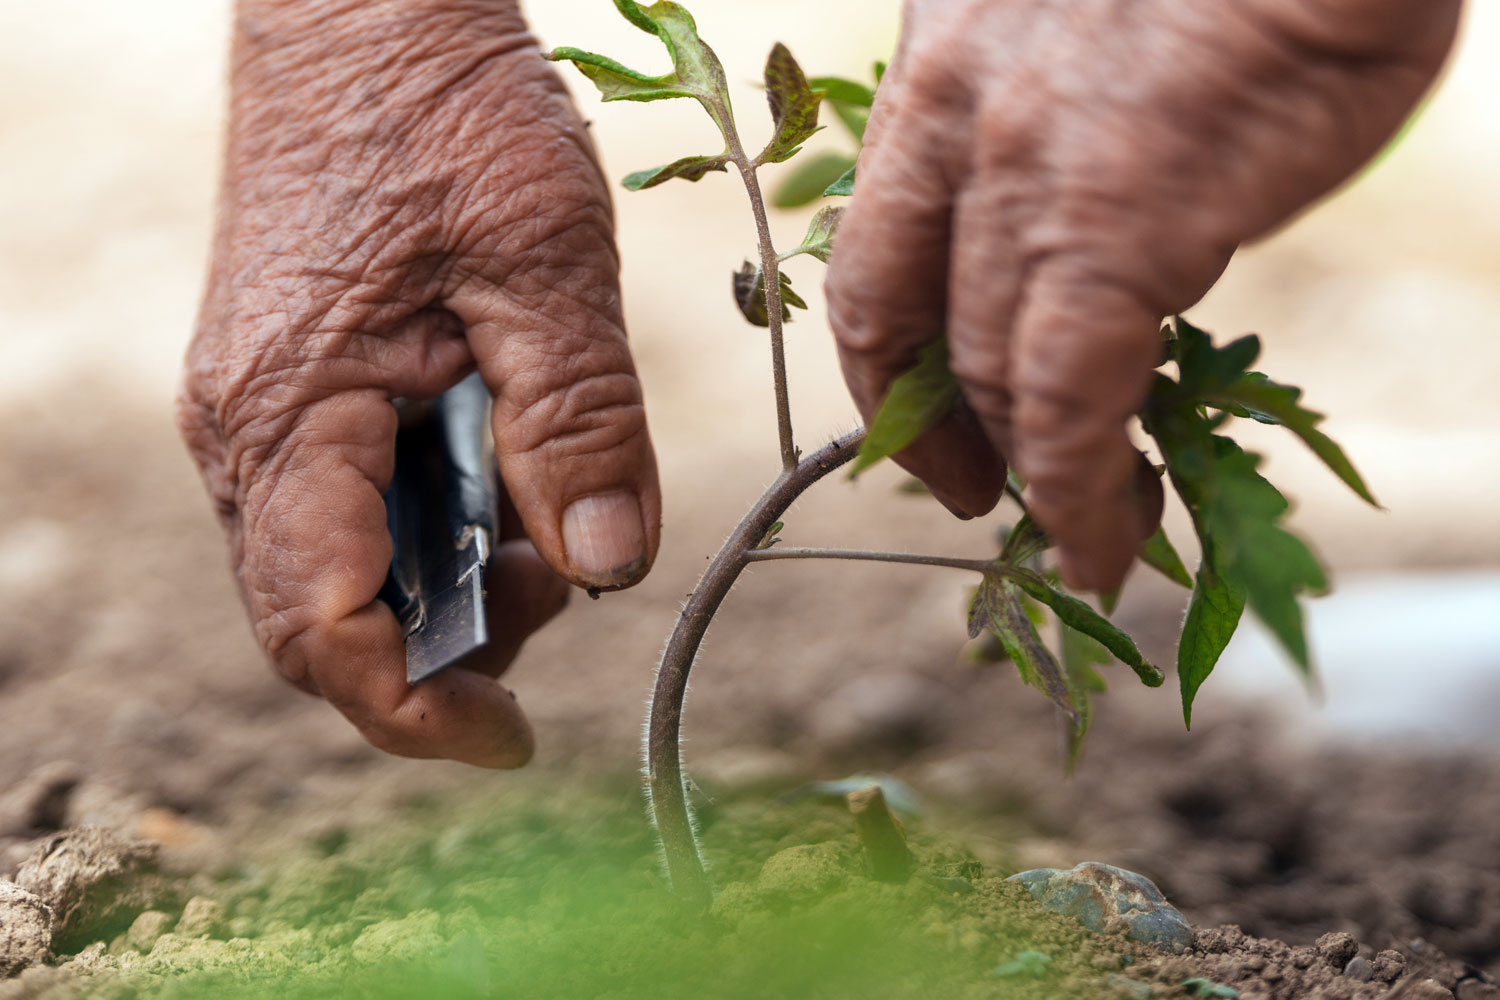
[178,0,660,768]
[826,0,1459,590]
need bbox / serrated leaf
[547,1,733,133]
[1139,525,1192,588]
[849,340,961,476]
[1171,316,1261,399]
[757,43,822,165]
[1201,439,1326,671]
[732,261,807,327]
[772,153,856,208]
[824,164,856,197]
[1177,556,1246,728]
[1013,572,1165,688]
[1209,372,1378,507]
[622,153,728,190]
[781,205,842,263]
[969,575,1077,724]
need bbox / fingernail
[562,490,647,587]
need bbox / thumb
[448,208,661,593]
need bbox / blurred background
[1,0,1498,970]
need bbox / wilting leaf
[1000,514,1049,564]
[757,43,822,165]
[1060,624,1111,772]
[1177,554,1246,729]
[782,205,843,263]
[1013,572,1164,688]
[824,164,856,197]
[969,575,1077,723]
[1139,526,1192,588]
[732,261,807,327]
[772,152,857,208]
[546,0,734,134]
[850,340,961,476]
[622,153,728,190]
[1209,372,1378,506]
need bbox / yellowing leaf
[757,43,822,165]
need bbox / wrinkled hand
[178,0,660,768]
[827,0,1459,590]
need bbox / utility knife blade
[379,372,496,684]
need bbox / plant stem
[646,430,863,907]
[724,128,796,471]
[743,546,999,576]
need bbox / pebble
[1344,956,1374,982]
[14,825,158,938]
[1007,862,1195,953]
[0,880,54,977]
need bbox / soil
[2,399,1498,1000]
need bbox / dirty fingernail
[562,491,646,586]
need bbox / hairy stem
[743,547,999,576]
[646,430,863,906]
[724,125,796,470]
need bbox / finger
[1007,261,1164,593]
[448,186,660,595]
[237,389,535,767]
[825,83,1005,517]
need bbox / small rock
[1007,862,1194,953]
[125,910,172,953]
[1371,950,1407,983]
[175,897,224,938]
[1344,956,1375,982]
[1317,932,1359,969]
[1404,980,1456,1000]
[0,880,54,976]
[14,826,161,944]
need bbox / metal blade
[378,372,497,684]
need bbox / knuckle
[504,365,647,467]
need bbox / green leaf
[808,75,875,107]
[547,1,733,133]
[824,164,856,197]
[849,340,961,476]
[772,153,856,209]
[1177,556,1246,729]
[1000,514,1048,564]
[969,575,1077,724]
[1201,439,1326,672]
[622,153,728,190]
[781,205,843,263]
[1012,572,1165,688]
[732,261,807,327]
[545,47,696,103]
[1170,316,1261,399]
[1139,526,1192,588]
[1060,624,1111,772]
[829,102,870,142]
[757,43,822,165]
[1209,372,1378,506]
